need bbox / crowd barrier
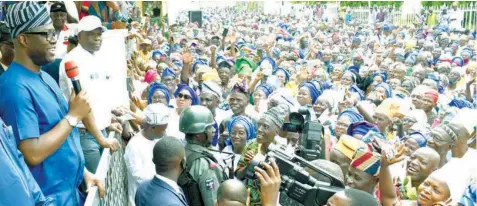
[85,132,129,206]
[347,4,477,29]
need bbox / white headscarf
[430,158,472,204]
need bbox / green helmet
[179,105,215,134]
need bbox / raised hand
[381,143,406,168]
[182,47,194,64]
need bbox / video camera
[246,145,344,206]
[282,106,325,161]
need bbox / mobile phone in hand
[222,27,229,37]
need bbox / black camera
[282,106,325,161]
[246,145,344,206]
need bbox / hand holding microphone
[65,61,91,121]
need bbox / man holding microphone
[0,2,105,204]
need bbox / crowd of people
[0,1,476,206]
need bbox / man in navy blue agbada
[0,2,104,205]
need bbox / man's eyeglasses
[177,93,192,100]
[23,30,56,42]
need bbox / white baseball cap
[78,15,107,33]
[143,103,170,126]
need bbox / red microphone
[65,61,82,95]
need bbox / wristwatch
[65,115,79,127]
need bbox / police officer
[179,105,228,206]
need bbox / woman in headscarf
[401,76,419,94]
[381,153,472,206]
[235,106,287,205]
[335,108,365,139]
[168,84,199,142]
[222,116,257,170]
[340,70,365,100]
[297,81,322,106]
[252,83,274,114]
[402,109,428,135]
[273,67,290,88]
[403,132,427,156]
[372,71,388,85]
[148,82,171,107]
[346,121,380,141]
[144,70,158,84]
[331,64,346,84]
[374,82,393,100]
[313,90,341,124]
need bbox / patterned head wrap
[5,2,52,38]
[350,148,381,176]
[262,106,287,129]
[347,121,380,137]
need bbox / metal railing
[85,132,129,206]
[347,4,477,29]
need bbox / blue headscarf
[459,184,477,206]
[375,82,393,98]
[162,67,177,78]
[405,132,427,147]
[449,98,474,109]
[174,84,199,105]
[148,82,171,106]
[319,79,334,91]
[343,70,358,83]
[255,83,274,98]
[225,116,257,147]
[192,59,208,73]
[348,65,360,74]
[172,60,183,68]
[300,81,322,104]
[259,57,276,70]
[373,71,388,82]
[349,85,365,100]
[347,121,380,137]
[272,47,281,57]
[273,67,290,85]
[152,50,165,59]
[338,108,364,124]
[425,73,444,93]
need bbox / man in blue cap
[0,2,104,205]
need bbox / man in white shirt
[125,103,170,206]
[135,136,188,206]
[58,15,120,173]
[200,80,229,149]
[449,2,463,31]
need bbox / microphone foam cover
[65,61,79,78]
